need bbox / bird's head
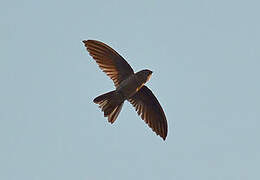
[136,69,153,83]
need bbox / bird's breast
[116,75,143,98]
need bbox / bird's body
[117,70,151,98]
[117,74,140,98]
[83,40,168,140]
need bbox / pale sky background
[1,0,259,179]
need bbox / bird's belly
[116,76,142,98]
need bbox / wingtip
[162,136,167,141]
[82,40,98,47]
[82,40,88,44]
[82,39,97,43]
[159,134,167,141]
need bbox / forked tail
[93,90,124,123]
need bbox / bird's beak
[147,73,152,81]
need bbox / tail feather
[108,103,123,123]
[93,90,124,123]
[93,91,114,103]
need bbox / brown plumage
[83,40,168,140]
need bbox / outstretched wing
[128,86,168,140]
[83,40,134,87]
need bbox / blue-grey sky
[1,0,259,179]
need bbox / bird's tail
[93,90,124,123]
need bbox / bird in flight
[82,40,168,140]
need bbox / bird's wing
[128,86,168,140]
[83,40,134,87]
